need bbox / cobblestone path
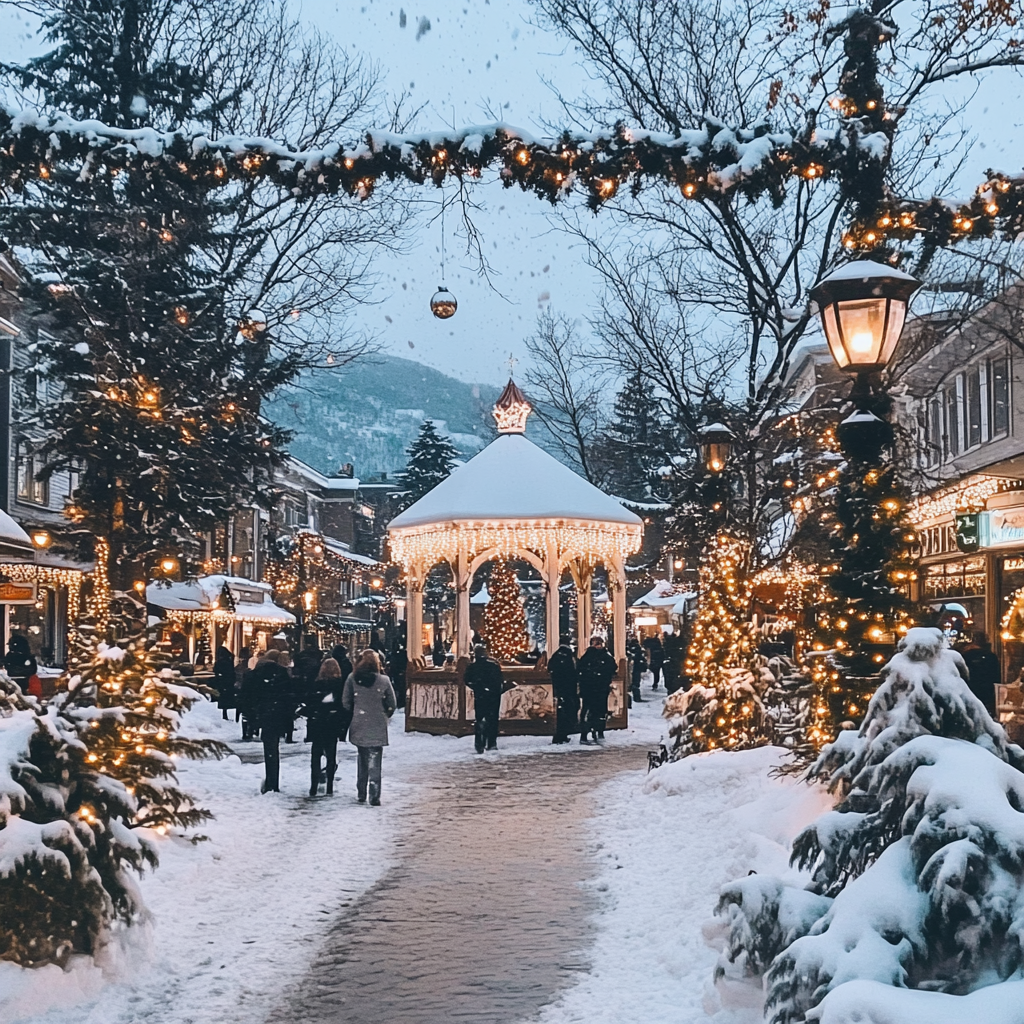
[267,743,644,1024]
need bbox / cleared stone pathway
[267,743,645,1024]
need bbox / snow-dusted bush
[716,627,1024,1024]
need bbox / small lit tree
[482,561,529,663]
[664,534,770,755]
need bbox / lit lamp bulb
[31,530,51,549]
[159,557,178,574]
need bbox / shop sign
[955,513,981,553]
[978,509,1024,550]
[0,581,37,605]
[1005,558,1024,571]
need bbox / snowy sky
[0,1,1022,385]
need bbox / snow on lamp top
[493,378,532,433]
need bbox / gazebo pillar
[610,554,627,664]
[544,542,560,654]
[569,560,594,657]
[455,549,472,659]
[406,567,424,663]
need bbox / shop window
[966,366,983,449]
[943,381,960,459]
[990,355,1010,437]
[16,443,49,506]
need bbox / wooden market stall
[388,380,642,737]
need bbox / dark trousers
[393,674,407,709]
[474,696,501,752]
[356,745,383,803]
[581,693,608,738]
[310,734,338,794]
[262,733,281,792]
[650,662,663,688]
[553,695,579,742]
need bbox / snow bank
[532,742,831,1023]
[811,978,1024,1024]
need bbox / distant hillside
[266,355,503,477]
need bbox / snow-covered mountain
[265,355,501,476]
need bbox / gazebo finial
[493,378,531,434]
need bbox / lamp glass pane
[822,303,850,368]
[835,298,888,366]
[879,300,907,365]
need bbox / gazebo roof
[389,432,643,531]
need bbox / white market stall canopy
[146,574,296,627]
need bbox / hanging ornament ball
[430,286,457,319]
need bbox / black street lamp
[810,260,920,403]
[698,422,735,474]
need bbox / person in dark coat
[662,632,683,694]
[961,631,1000,715]
[330,644,354,682]
[578,636,618,743]
[214,645,236,720]
[389,642,409,709]
[629,639,647,703]
[464,644,506,753]
[548,637,579,744]
[302,658,351,797]
[241,650,294,793]
[643,634,665,690]
[4,634,37,689]
[431,635,445,667]
[342,649,397,805]
[294,636,323,690]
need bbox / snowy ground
[533,743,832,1024]
[1,686,829,1024]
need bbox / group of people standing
[548,635,619,744]
[213,637,405,805]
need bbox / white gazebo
[389,380,643,665]
[388,380,643,736]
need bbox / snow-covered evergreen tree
[397,420,460,509]
[0,622,228,966]
[716,627,1024,1024]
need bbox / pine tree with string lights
[664,534,771,756]
[0,0,294,594]
[811,408,917,732]
[482,561,529,663]
[0,619,228,966]
[59,621,230,832]
[397,420,460,509]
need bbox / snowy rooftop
[146,575,295,624]
[388,433,643,531]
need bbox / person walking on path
[242,650,294,793]
[330,643,354,683]
[628,638,647,703]
[342,650,396,806]
[644,633,665,690]
[303,658,352,797]
[578,636,617,744]
[464,644,507,753]
[214,645,236,721]
[4,634,36,690]
[548,637,579,744]
[960,631,1001,715]
[389,641,409,709]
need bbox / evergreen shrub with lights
[811,410,917,733]
[482,561,529,663]
[664,535,771,756]
[0,621,226,966]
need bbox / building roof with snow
[146,574,295,625]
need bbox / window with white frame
[16,441,49,506]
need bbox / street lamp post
[698,422,735,474]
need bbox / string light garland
[909,475,1024,524]
[389,519,642,574]
[1,100,1022,258]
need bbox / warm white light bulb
[850,330,874,353]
